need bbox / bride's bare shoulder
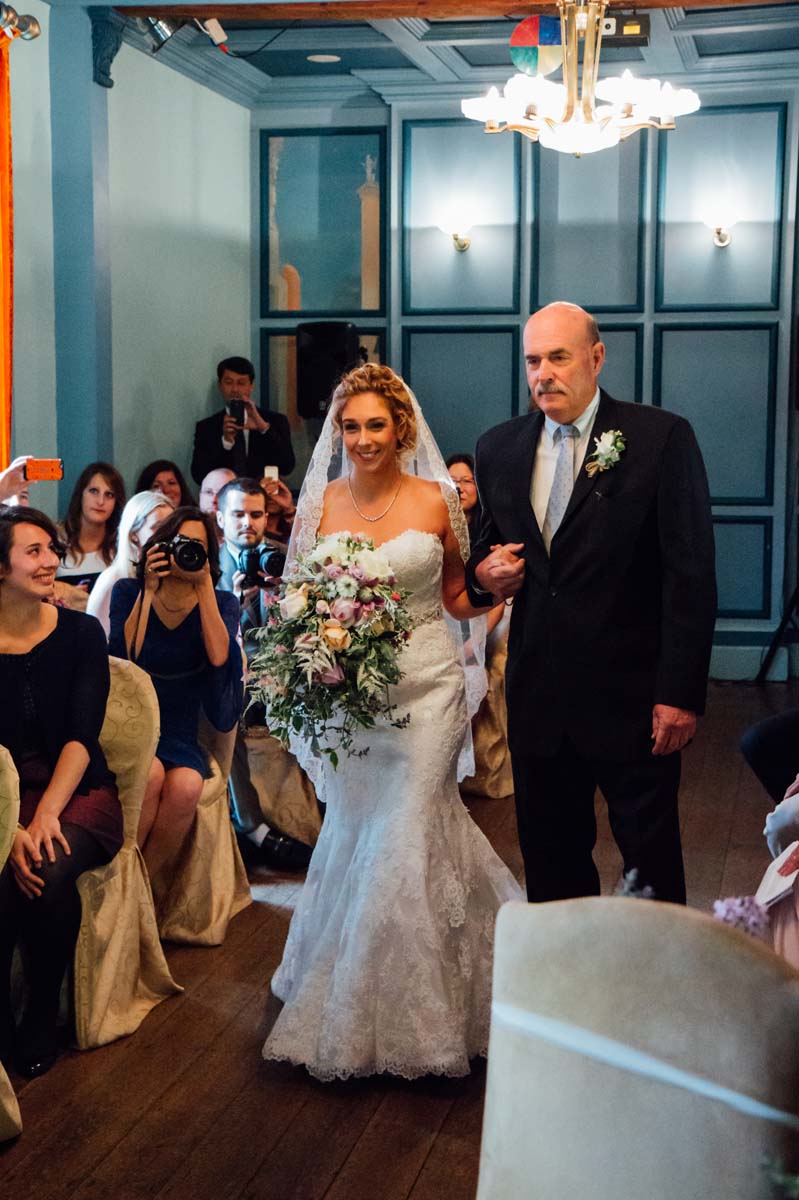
[324,477,349,501]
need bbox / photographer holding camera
[108,507,242,888]
[216,479,312,871]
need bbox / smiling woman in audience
[87,490,174,637]
[57,462,126,595]
[0,508,122,1078]
[108,507,241,889]
[135,460,196,509]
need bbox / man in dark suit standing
[190,356,295,485]
[467,302,716,905]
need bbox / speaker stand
[756,582,799,684]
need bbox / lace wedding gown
[262,529,524,1081]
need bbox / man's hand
[222,412,241,443]
[242,397,269,434]
[232,569,260,607]
[651,704,696,756]
[475,543,525,601]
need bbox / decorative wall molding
[89,7,126,88]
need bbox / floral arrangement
[712,894,770,940]
[585,429,626,476]
[248,532,413,766]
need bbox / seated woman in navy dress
[0,508,122,1078]
[108,507,241,885]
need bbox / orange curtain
[0,37,13,470]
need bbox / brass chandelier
[461,0,700,156]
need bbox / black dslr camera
[238,542,286,589]
[153,534,208,573]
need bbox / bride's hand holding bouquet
[248,531,413,765]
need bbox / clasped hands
[10,811,70,899]
[222,396,270,441]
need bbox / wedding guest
[215,478,311,871]
[262,476,297,543]
[135,460,196,508]
[87,491,175,637]
[449,454,511,799]
[740,708,799,805]
[0,507,122,1077]
[108,507,242,888]
[446,453,481,537]
[190,356,295,484]
[57,462,126,594]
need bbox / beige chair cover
[478,898,799,1200]
[245,728,321,847]
[461,628,513,800]
[0,745,22,1140]
[154,717,251,946]
[74,658,182,1049]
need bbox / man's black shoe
[237,829,312,872]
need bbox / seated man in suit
[191,357,295,485]
[216,477,311,871]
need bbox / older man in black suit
[467,302,717,905]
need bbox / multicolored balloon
[510,15,562,78]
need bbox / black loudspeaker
[296,322,360,419]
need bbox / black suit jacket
[466,391,717,761]
[190,406,295,485]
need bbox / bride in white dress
[262,364,523,1081]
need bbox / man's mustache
[535,382,566,395]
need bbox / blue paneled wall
[257,96,797,679]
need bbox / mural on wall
[262,129,384,317]
[262,330,384,491]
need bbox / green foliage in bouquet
[248,532,414,766]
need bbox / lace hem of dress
[261,1045,487,1083]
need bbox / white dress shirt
[530,389,601,532]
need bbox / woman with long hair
[108,507,241,889]
[87,491,175,636]
[260,364,522,1081]
[57,462,126,594]
[135,460,195,509]
[0,508,121,1077]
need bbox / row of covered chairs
[2,656,252,1079]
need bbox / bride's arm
[440,509,495,620]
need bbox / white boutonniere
[586,429,626,477]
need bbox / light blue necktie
[542,424,578,553]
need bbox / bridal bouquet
[248,532,413,765]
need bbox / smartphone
[262,465,279,481]
[229,398,245,427]
[23,458,64,482]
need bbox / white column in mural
[268,137,288,310]
[357,153,380,310]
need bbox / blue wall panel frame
[653,322,777,506]
[532,135,647,313]
[402,119,521,316]
[259,127,387,320]
[655,103,785,312]
[402,325,520,459]
[713,516,772,619]
[597,323,644,404]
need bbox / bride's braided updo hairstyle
[329,364,418,461]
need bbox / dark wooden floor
[2,680,797,1199]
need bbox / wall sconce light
[701,203,738,249]
[436,204,476,253]
[0,3,40,38]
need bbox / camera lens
[171,536,207,572]
[262,549,286,579]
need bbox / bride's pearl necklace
[347,473,404,523]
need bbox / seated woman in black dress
[108,507,241,888]
[0,508,122,1078]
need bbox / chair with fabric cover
[154,714,251,946]
[242,728,321,847]
[0,745,22,1141]
[74,656,182,1049]
[478,898,799,1200]
[461,621,513,800]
